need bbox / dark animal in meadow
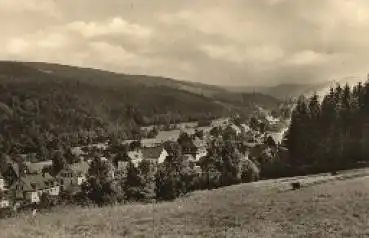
[330,171,338,176]
[291,182,301,190]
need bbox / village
[0,109,289,216]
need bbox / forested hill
[0,61,281,155]
[225,83,329,100]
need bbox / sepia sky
[1,0,369,86]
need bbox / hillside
[25,62,229,98]
[2,170,369,237]
[226,83,329,100]
[0,61,281,155]
[24,62,281,109]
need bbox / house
[11,174,60,204]
[0,174,10,209]
[56,161,89,190]
[193,138,208,161]
[56,167,86,191]
[178,134,198,157]
[142,147,168,164]
[0,175,7,191]
[0,196,10,209]
[25,160,53,175]
[142,147,168,173]
[126,145,169,168]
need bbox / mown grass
[2,171,369,237]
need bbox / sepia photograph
[1,0,369,237]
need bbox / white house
[142,147,169,173]
[0,197,9,209]
[193,138,208,161]
[0,176,7,191]
[0,175,9,209]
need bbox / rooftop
[12,174,56,191]
[142,147,165,160]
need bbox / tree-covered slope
[0,61,281,155]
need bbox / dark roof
[181,140,197,150]
[25,160,52,174]
[11,174,56,191]
[57,161,89,177]
[123,138,164,148]
[142,147,164,160]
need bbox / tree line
[285,78,369,174]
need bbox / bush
[124,161,155,202]
[240,159,260,183]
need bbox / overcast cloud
[1,0,369,86]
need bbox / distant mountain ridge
[24,62,228,98]
[225,83,329,100]
[0,61,282,154]
[225,74,367,100]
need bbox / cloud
[1,16,193,81]
[0,0,61,18]
[5,30,70,56]
[200,44,285,64]
[67,17,152,39]
[159,8,251,43]
[88,41,147,68]
[284,50,332,66]
[6,38,30,55]
[3,0,369,86]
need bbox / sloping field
[2,169,369,237]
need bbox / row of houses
[0,126,211,210]
[0,157,89,210]
[0,117,284,211]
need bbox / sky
[2,0,369,86]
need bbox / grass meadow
[2,169,369,237]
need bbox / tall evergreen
[286,96,310,166]
[286,77,369,173]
